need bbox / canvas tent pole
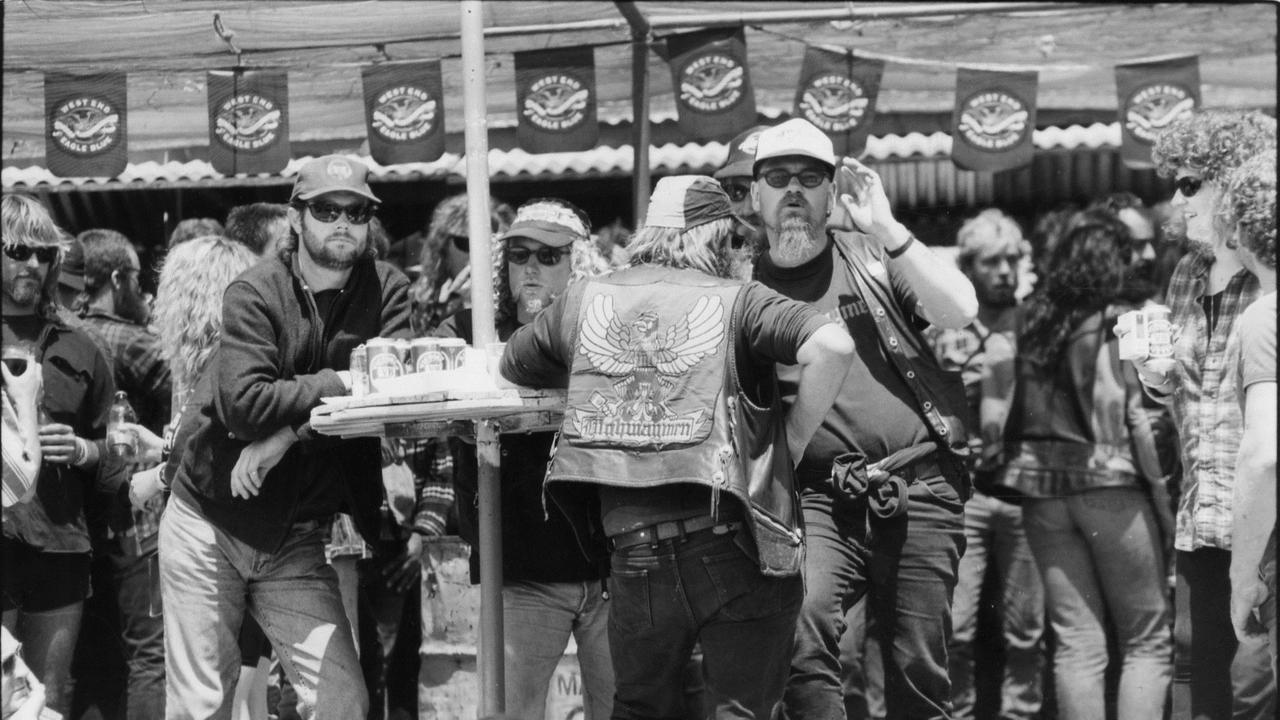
[459,1,504,715]
[477,2,1089,37]
[616,1,652,227]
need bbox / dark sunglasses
[1174,176,1203,198]
[3,244,59,264]
[305,201,375,225]
[720,182,751,203]
[506,246,569,266]
[448,234,470,254]
[761,168,830,190]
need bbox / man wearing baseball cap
[159,155,411,717]
[747,118,980,719]
[501,175,854,718]
[715,125,770,254]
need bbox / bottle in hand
[107,391,139,461]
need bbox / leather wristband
[886,234,915,259]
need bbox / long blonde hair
[152,235,257,396]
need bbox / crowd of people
[1,107,1275,720]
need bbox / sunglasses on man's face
[1174,176,1204,199]
[305,201,375,225]
[760,168,830,190]
[720,182,751,203]
[506,246,569,267]
[3,244,59,264]
[448,234,470,254]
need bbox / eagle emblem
[800,75,870,132]
[568,294,724,445]
[214,95,282,151]
[372,86,438,141]
[680,54,744,112]
[1125,84,1195,142]
[50,97,120,155]
[958,91,1029,151]
[523,74,590,132]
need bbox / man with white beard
[748,119,981,719]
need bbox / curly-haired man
[1131,109,1277,718]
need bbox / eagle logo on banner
[957,91,1030,152]
[1124,83,1196,143]
[569,294,724,445]
[50,96,120,156]
[800,75,870,133]
[523,74,590,132]
[680,54,745,112]
[371,86,438,142]
[213,94,282,151]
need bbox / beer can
[366,338,404,383]
[1145,305,1174,359]
[348,344,370,397]
[411,338,447,373]
[438,338,468,371]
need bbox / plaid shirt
[78,309,173,550]
[78,309,172,433]
[1160,251,1259,551]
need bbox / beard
[977,284,1018,309]
[516,285,559,317]
[302,226,365,270]
[117,285,151,326]
[774,216,820,263]
[1119,260,1160,303]
[4,271,44,308]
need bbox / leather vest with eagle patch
[548,267,804,576]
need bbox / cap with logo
[713,125,770,180]
[645,176,740,231]
[291,155,380,204]
[503,200,589,248]
[58,237,85,291]
[752,118,837,176]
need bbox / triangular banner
[515,45,599,154]
[207,69,291,176]
[1116,55,1201,169]
[664,27,757,141]
[951,68,1038,173]
[794,47,884,159]
[362,60,446,165]
[44,72,127,178]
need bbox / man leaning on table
[157,155,411,719]
[501,175,855,719]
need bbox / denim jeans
[839,599,884,720]
[949,490,1045,720]
[784,472,967,720]
[1022,488,1173,720]
[608,527,802,719]
[1171,547,1277,720]
[159,494,367,720]
[74,551,166,720]
[503,579,614,720]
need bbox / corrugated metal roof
[1,122,1121,190]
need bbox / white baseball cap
[752,118,836,176]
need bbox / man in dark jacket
[158,156,411,719]
[502,176,854,719]
[437,198,615,720]
[2,193,129,716]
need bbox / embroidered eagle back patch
[566,291,728,448]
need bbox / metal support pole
[460,2,503,715]
[474,418,504,716]
[616,1,652,227]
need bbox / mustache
[783,192,809,207]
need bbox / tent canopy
[4,1,1275,164]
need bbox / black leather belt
[610,515,741,550]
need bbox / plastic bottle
[107,391,139,461]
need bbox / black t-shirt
[755,237,932,475]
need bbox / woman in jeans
[998,209,1174,720]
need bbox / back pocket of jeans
[702,549,779,622]
[607,568,652,635]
